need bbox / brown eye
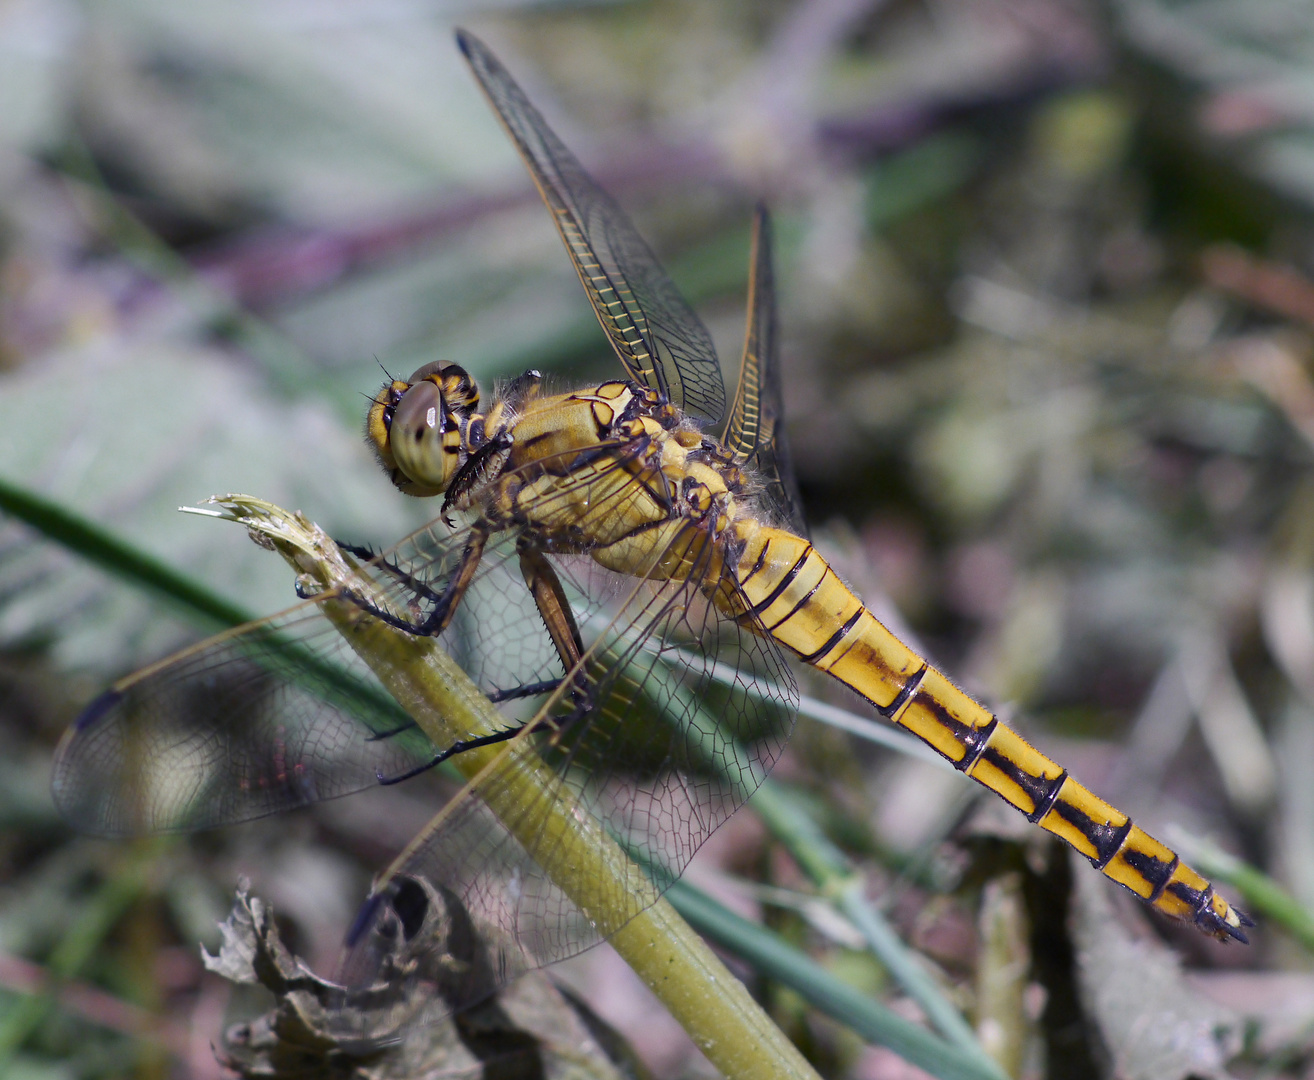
[394,381,441,434]
[407,361,446,382]
[390,381,456,491]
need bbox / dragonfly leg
[441,431,513,525]
[334,541,447,608]
[337,535,570,711]
[365,678,562,744]
[375,722,525,785]
[336,540,381,561]
[487,678,563,702]
[366,719,418,742]
[340,526,490,638]
[517,539,589,706]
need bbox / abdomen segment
[730,525,1250,941]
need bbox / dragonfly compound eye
[388,379,463,493]
[366,379,407,466]
[405,361,479,416]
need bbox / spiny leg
[336,533,570,744]
[373,544,585,780]
[298,540,448,621]
[517,538,591,712]
[376,723,526,785]
[487,679,564,703]
[441,431,513,526]
[334,541,446,610]
[332,525,490,639]
[368,678,568,744]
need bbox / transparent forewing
[49,515,585,838]
[345,517,798,1012]
[50,606,440,836]
[723,207,807,535]
[457,30,726,425]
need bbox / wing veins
[456,30,725,423]
[722,207,807,534]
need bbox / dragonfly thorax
[368,361,483,497]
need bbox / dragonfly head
[368,361,481,496]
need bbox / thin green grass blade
[609,629,994,1071]
[666,879,1004,1080]
[750,783,995,1069]
[0,476,253,631]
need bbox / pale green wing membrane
[457,30,726,426]
[723,208,807,535]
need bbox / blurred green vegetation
[9,0,1314,1077]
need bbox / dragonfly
[52,29,1249,1009]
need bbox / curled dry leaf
[204,879,641,1080]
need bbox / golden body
[367,349,1247,939]
[52,30,1249,981]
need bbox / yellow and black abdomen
[726,521,1250,941]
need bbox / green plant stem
[644,653,987,1066]
[222,496,821,1080]
[643,644,998,1078]
[12,478,990,1078]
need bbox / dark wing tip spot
[344,892,387,948]
[74,688,123,732]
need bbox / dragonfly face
[368,360,482,497]
[52,26,1249,1031]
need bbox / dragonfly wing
[457,30,726,426]
[723,207,807,536]
[50,607,437,835]
[49,524,564,837]
[50,442,682,839]
[343,517,798,1014]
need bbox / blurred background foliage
[10,0,1314,1077]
